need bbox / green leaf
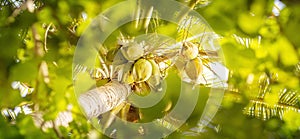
[9,59,40,82]
[221,40,256,71]
[277,36,299,66]
[238,12,263,35]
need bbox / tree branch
[78,82,131,119]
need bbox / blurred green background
[0,0,300,138]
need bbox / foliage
[0,0,300,138]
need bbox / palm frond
[232,34,261,48]
[295,62,300,77]
[244,75,300,120]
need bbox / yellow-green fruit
[122,71,134,84]
[121,42,144,61]
[185,57,203,81]
[147,59,162,91]
[133,59,152,83]
[133,82,151,96]
[181,42,199,60]
[148,59,160,77]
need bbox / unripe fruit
[132,59,152,83]
[121,42,144,61]
[122,71,134,84]
[181,42,199,60]
[185,57,203,81]
[146,59,162,92]
[133,82,151,96]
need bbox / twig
[52,120,64,139]
[44,23,52,53]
